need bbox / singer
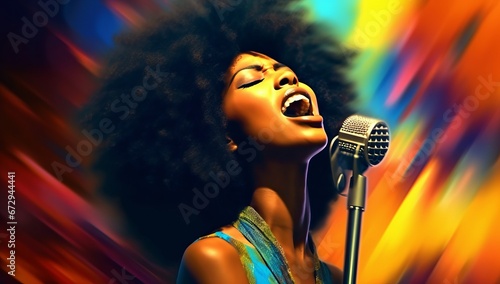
[80,1,355,283]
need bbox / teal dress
[198,206,334,284]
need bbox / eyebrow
[228,62,288,87]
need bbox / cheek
[224,97,285,143]
[224,92,278,127]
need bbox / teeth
[281,94,311,115]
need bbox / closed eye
[238,78,264,89]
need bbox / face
[223,52,328,161]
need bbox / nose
[274,70,298,90]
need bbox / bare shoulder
[324,263,343,284]
[177,237,249,284]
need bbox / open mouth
[281,92,313,117]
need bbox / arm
[177,238,249,284]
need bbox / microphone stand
[343,145,367,284]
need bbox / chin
[303,127,328,146]
[266,131,327,162]
[300,129,328,158]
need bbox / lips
[280,88,313,117]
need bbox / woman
[178,51,343,283]
[81,0,355,283]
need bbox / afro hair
[80,0,355,267]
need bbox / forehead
[227,52,278,75]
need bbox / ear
[226,136,238,152]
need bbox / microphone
[329,114,390,192]
[329,114,390,284]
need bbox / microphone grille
[367,122,390,166]
[341,115,375,136]
[340,115,390,167]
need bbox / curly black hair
[80,0,355,267]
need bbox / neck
[249,158,311,261]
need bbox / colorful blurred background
[1,0,499,283]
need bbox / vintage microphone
[329,114,390,284]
